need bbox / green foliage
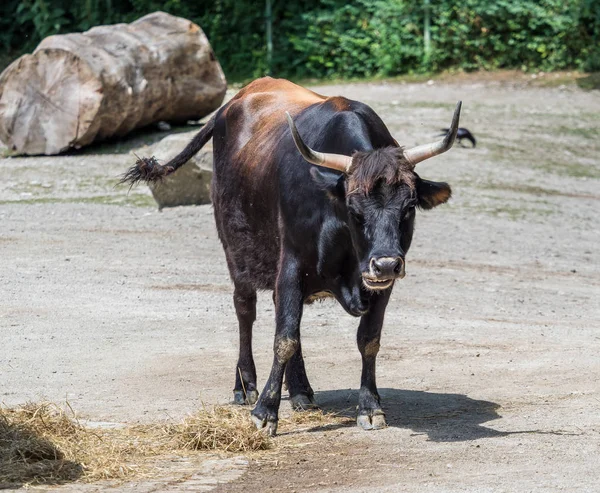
[428,0,592,72]
[285,0,423,79]
[0,0,598,81]
[577,0,600,71]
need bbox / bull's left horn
[285,112,353,173]
[403,101,462,167]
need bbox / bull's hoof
[357,410,387,430]
[232,389,259,406]
[251,411,278,436]
[290,393,320,411]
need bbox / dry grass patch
[1,402,350,486]
[0,402,169,485]
[0,402,274,486]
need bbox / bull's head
[286,102,460,292]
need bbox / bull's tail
[119,115,215,188]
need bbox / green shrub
[284,0,423,79]
[1,0,598,81]
[429,0,590,72]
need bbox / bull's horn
[286,112,353,173]
[403,101,462,167]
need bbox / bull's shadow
[310,388,506,442]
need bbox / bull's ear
[310,167,346,201]
[416,178,452,209]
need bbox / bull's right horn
[403,101,462,167]
[285,112,354,173]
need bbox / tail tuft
[119,155,174,189]
[119,115,215,190]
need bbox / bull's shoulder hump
[321,96,353,112]
[233,77,326,109]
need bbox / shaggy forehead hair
[348,147,415,194]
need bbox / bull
[121,77,461,435]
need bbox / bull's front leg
[356,289,391,430]
[251,255,303,436]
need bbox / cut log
[0,12,226,155]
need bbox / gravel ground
[1,74,599,492]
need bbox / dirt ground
[1,74,600,492]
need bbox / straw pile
[0,402,275,486]
[0,402,353,486]
[167,406,272,452]
[0,402,169,484]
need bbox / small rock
[141,130,213,210]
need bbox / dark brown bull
[122,77,461,435]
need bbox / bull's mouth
[362,276,394,291]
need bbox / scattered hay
[0,402,345,486]
[280,409,354,431]
[0,402,272,486]
[167,405,272,452]
[0,401,166,485]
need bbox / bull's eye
[403,206,416,220]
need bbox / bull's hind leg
[232,284,259,405]
[285,342,318,410]
[251,254,304,435]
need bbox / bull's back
[210,77,347,290]
[210,79,317,289]
[223,78,326,167]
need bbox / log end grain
[0,49,102,155]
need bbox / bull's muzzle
[362,256,405,290]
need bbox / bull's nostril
[371,257,404,277]
[369,257,405,278]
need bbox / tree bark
[0,11,227,155]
